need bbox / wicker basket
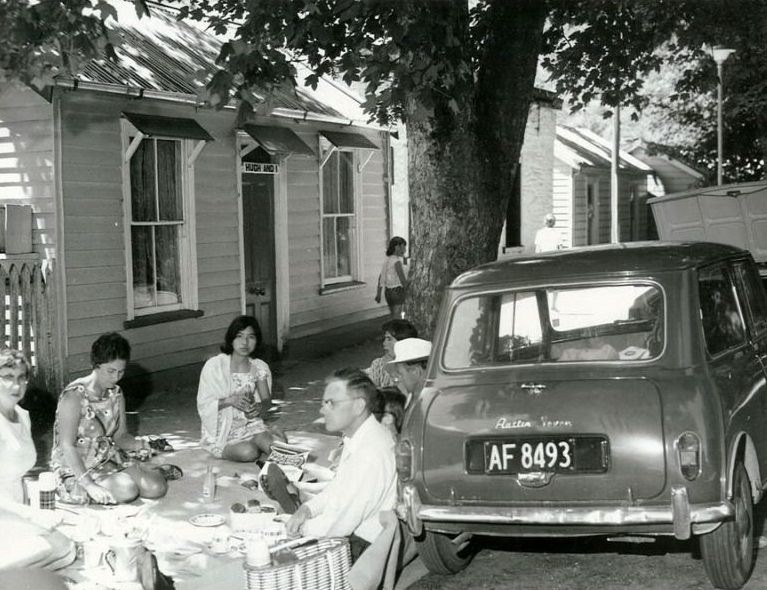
[243,537,351,590]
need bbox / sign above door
[242,162,280,174]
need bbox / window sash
[127,134,187,315]
[321,149,357,285]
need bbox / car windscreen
[443,283,664,369]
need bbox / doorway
[241,147,277,349]
[586,179,599,245]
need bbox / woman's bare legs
[96,471,140,504]
[222,430,284,462]
[124,464,168,499]
[222,440,261,462]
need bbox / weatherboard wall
[284,125,389,341]
[55,88,239,379]
[0,83,56,258]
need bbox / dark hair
[327,367,379,412]
[378,387,407,433]
[382,319,418,341]
[221,315,262,358]
[386,236,406,256]
[91,332,131,366]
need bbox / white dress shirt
[303,414,397,543]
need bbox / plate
[189,513,225,527]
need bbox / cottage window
[123,130,198,319]
[321,150,358,284]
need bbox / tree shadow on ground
[20,382,58,468]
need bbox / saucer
[189,513,225,527]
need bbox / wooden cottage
[0,5,393,386]
[553,126,652,248]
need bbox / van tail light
[677,432,701,481]
[396,440,414,482]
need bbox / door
[699,262,767,476]
[586,179,599,245]
[731,259,767,478]
[241,147,277,348]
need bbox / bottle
[38,471,56,510]
[202,465,216,499]
[21,473,37,507]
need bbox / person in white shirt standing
[534,213,562,253]
[286,368,396,561]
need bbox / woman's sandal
[259,463,300,514]
[146,436,174,453]
[154,463,183,481]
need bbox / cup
[105,537,142,582]
[261,523,286,546]
[245,537,271,568]
[82,539,107,569]
[24,478,40,509]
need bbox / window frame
[319,145,361,286]
[731,259,767,339]
[697,262,748,358]
[441,280,666,372]
[120,119,199,320]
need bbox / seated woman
[197,315,285,462]
[0,347,75,570]
[50,333,167,505]
[365,319,418,388]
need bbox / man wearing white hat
[387,338,432,407]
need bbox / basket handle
[293,563,304,590]
[326,548,336,590]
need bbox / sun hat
[387,338,432,364]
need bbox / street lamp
[711,46,735,185]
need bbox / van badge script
[495,416,573,430]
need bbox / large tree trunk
[405,0,547,337]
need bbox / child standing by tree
[375,237,409,318]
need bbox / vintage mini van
[397,242,767,589]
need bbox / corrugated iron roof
[71,1,347,119]
[555,125,650,174]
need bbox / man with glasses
[285,367,397,560]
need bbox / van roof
[451,241,746,288]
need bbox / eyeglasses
[321,397,362,410]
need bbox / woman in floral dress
[50,333,167,504]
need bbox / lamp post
[712,46,735,185]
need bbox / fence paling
[8,265,20,349]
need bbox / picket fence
[0,257,61,394]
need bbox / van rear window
[442,284,664,369]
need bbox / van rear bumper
[400,483,734,540]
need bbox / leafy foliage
[544,0,767,182]
[0,0,149,89]
[176,0,484,129]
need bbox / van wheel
[700,462,755,589]
[416,530,475,574]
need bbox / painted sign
[242,162,280,174]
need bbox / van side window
[699,265,746,355]
[732,261,767,336]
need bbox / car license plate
[466,436,608,474]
